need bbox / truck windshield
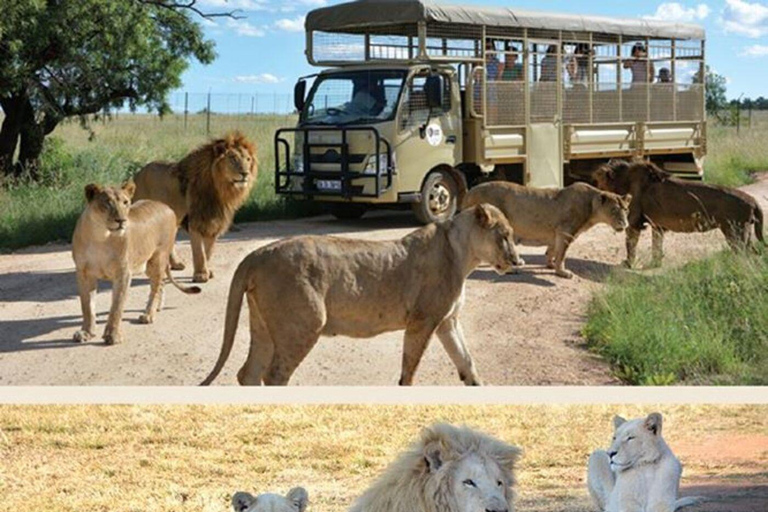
[302,70,406,126]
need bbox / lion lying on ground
[349,423,520,512]
[231,487,308,512]
[133,131,257,282]
[462,181,631,278]
[593,159,765,268]
[71,182,201,345]
[200,204,523,386]
[588,413,700,512]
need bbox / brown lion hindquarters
[133,162,188,224]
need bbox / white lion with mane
[587,413,700,512]
[349,423,520,512]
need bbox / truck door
[527,41,564,188]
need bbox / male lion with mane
[231,487,308,512]
[72,182,201,345]
[593,159,764,268]
[462,181,631,278]
[133,131,257,282]
[200,204,523,386]
[588,413,701,512]
[349,423,520,512]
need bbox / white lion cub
[587,413,699,512]
[231,487,308,512]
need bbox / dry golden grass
[0,405,765,512]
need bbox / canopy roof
[306,0,706,40]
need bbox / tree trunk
[0,96,24,178]
[17,99,60,181]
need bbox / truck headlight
[292,153,304,174]
[364,153,394,175]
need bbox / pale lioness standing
[72,182,201,345]
[587,413,700,512]
[463,181,631,278]
[200,204,524,386]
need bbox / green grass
[584,249,768,385]
[0,113,316,252]
[705,111,768,186]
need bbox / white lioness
[231,487,308,512]
[588,413,700,512]
[463,181,631,278]
[72,182,201,345]
[200,204,523,386]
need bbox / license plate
[316,180,342,191]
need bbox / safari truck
[275,0,706,222]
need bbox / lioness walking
[593,159,765,267]
[463,181,631,278]
[72,182,201,345]
[200,204,523,386]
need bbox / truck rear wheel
[327,202,367,220]
[412,170,458,224]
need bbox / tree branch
[135,0,244,20]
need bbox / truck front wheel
[412,170,458,224]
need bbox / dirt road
[1,178,765,385]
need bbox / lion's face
[608,413,664,472]
[593,161,631,195]
[84,182,136,235]
[450,453,512,512]
[592,192,632,232]
[231,488,308,512]
[471,204,525,275]
[214,143,257,191]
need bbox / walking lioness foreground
[200,204,523,386]
[463,181,631,278]
[72,182,201,345]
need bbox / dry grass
[0,405,765,512]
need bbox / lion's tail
[199,257,250,386]
[165,265,202,295]
[754,203,765,244]
[675,496,704,510]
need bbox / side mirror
[425,74,443,109]
[294,80,307,113]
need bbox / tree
[0,0,223,179]
[703,66,728,116]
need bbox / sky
[181,0,768,103]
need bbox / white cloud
[275,16,305,32]
[226,18,266,37]
[741,44,768,56]
[197,0,268,11]
[721,0,768,37]
[234,73,284,84]
[645,3,711,22]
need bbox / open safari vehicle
[275,0,706,222]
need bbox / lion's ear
[645,412,663,436]
[622,194,632,207]
[85,184,102,202]
[423,440,444,473]
[231,491,256,512]
[475,203,496,229]
[613,416,627,430]
[121,180,136,199]
[287,487,309,512]
[213,140,228,158]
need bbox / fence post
[251,95,255,116]
[184,92,189,131]
[206,91,211,136]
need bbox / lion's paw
[138,314,153,324]
[170,261,186,271]
[192,270,212,283]
[73,330,94,343]
[103,331,124,345]
[555,269,574,279]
